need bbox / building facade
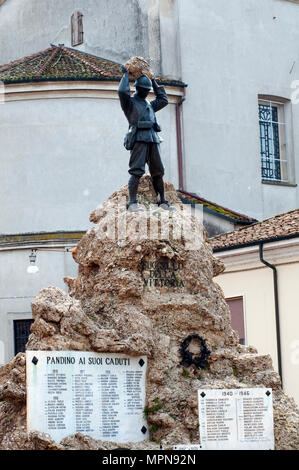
[1,0,299,221]
[0,232,81,366]
[211,209,299,405]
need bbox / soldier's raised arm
[150,78,168,113]
[118,65,133,117]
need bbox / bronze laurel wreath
[180,334,211,369]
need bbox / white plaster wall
[0,339,4,366]
[0,0,181,79]
[178,0,299,220]
[1,0,299,221]
[0,0,150,69]
[159,0,181,79]
[0,94,177,234]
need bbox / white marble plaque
[26,351,148,443]
[198,388,274,450]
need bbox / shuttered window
[71,11,84,46]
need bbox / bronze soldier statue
[118,64,175,212]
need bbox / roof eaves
[203,205,254,225]
[179,195,248,224]
[211,232,299,252]
[2,75,187,88]
[212,207,299,238]
[0,230,86,247]
[1,76,123,84]
[210,207,299,251]
[62,46,187,86]
[0,45,187,88]
[177,190,256,223]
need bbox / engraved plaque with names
[198,388,274,450]
[26,351,148,443]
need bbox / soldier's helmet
[134,75,152,90]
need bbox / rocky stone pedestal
[0,176,298,450]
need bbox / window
[226,297,245,345]
[14,319,34,355]
[258,99,288,183]
[71,11,84,47]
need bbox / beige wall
[215,240,299,406]
[277,261,299,404]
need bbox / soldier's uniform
[118,71,169,209]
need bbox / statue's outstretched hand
[121,65,128,74]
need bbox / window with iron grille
[14,319,34,355]
[258,99,288,182]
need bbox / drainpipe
[176,88,186,191]
[259,242,283,386]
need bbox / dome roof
[0,44,186,88]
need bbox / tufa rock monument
[0,175,298,450]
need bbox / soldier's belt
[137,120,153,129]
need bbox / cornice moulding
[1,80,184,104]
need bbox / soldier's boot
[127,175,144,212]
[151,176,176,211]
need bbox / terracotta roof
[0,44,186,87]
[178,190,257,224]
[210,208,299,251]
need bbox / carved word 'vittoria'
[141,259,184,288]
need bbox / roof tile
[0,45,186,87]
[210,209,299,250]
